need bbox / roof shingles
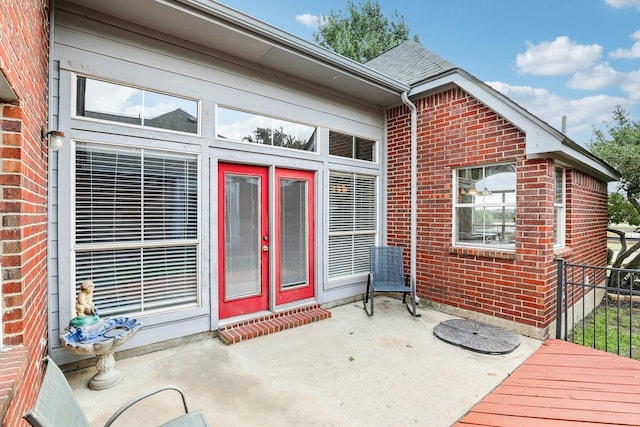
[365,40,457,85]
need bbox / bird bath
[61,316,142,390]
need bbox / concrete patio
[66,297,541,426]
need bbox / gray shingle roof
[365,40,457,86]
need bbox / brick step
[218,304,331,345]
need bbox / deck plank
[454,339,640,427]
[481,393,640,413]
[494,384,640,403]
[456,411,615,427]
[502,378,640,394]
[470,401,640,425]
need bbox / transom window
[329,131,376,162]
[217,107,317,152]
[554,166,566,247]
[454,164,516,249]
[74,142,199,317]
[328,172,377,278]
[75,76,199,134]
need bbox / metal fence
[556,259,640,359]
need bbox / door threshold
[218,304,331,345]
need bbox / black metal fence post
[556,258,565,339]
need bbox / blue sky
[218,0,640,146]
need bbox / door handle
[262,245,269,252]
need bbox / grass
[569,301,640,360]
[565,235,640,359]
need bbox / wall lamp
[42,129,65,151]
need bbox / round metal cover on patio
[433,319,520,354]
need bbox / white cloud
[516,36,602,75]
[295,13,319,29]
[610,30,640,59]
[605,0,640,9]
[568,63,621,90]
[486,82,557,108]
[85,80,140,116]
[486,81,629,143]
[622,69,640,99]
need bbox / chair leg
[362,274,375,317]
[363,276,370,304]
[403,291,421,317]
[363,275,374,316]
[364,289,375,316]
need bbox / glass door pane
[225,174,261,299]
[280,179,308,288]
[218,163,269,319]
[275,169,314,305]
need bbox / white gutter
[401,92,417,292]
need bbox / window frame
[328,130,377,162]
[216,106,318,153]
[73,74,201,136]
[453,163,517,250]
[554,166,566,248]
[72,140,201,318]
[328,171,377,280]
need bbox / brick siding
[386,87,609,334]
[0,0,51,425]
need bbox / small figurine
[75,280,96,317]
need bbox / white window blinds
[328,172,376,278]
[74,142,199,316]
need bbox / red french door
[218,164,315,319]
[218,164,269,319]
[275,168,315,305]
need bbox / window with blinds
[74,142,199,317]
[328,172,376,278]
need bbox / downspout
[401,92,417,297]
[47,0,58,356]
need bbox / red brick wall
[0,0,51,425]
[386,87,609,334]
[564,170,609,266]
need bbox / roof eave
[60,0,408,105]
[180,0,410,92]
[408,69,620,182]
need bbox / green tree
[313,0,419,63]
[244,127,310,150]
[608,192,640,226]
[589,106,640,285]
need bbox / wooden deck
[454,339,640,426]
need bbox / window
[454,164,516,249]
[554,167,566,247]
[217,107,316,152]
[74,142,199,316]
[328,172,376,278]
[329,131,376,161]
[75,76,199,134]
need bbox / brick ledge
[218,304,331,345]
[449,246,516,260]
[0,346,29,422]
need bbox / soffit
[0,70,17,101]
[59,0,407,106]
